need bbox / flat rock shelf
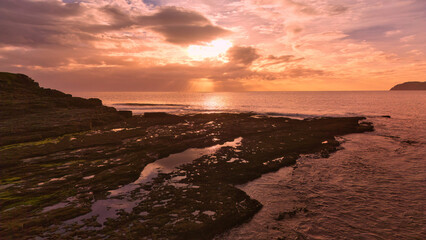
[0,112,373,239]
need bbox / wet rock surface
[0,112,373,239]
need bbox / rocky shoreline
[0,72,131,146]
[0,73,374,239]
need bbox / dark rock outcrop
[0,112,373,240]
[143,112,175,118]
[0,72,131,145]
[390,81,426,90]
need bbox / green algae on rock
[0,112,373,239]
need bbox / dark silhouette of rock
[0,72,132,145]
[390,81,426,90]
[144,112,174,118]
[117,110,133,118]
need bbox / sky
[0,0,425,91]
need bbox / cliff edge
[0,72,131,145]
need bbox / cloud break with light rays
[0,0,425,92]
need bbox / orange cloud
[0,0,425,91]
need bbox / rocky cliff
[0,72,131,145]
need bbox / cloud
[283,0,318,15]
[137,6,210,26]
[267,55,295,61]
[0,46,135,70]
[84,6,231,44]
[0,0,81,16]
[400,34,415,43]
[285,67,326,78]
[0,2,229,47]
[151,24,230,44]
[227,46,260,66]
[0,35,329,92]
[259,54,303,68]
[137,7,231,44]
[266,55,301,62]
[0,0,86,47]
[328,5,348,15]
[345,25,394,41]
[1,0,425,91]
[407,49,423,56]
[385,30,401,36]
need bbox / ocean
[74,91,426,239]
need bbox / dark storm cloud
[0,1,229,47]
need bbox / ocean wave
[264,112,324,119]
[113,103,189,107]
[113,103,384,120]
[116,107,186,111]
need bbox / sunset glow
[187,40,233,62]
[202,95,227,110]
[190,78,215,92]
[0,0,425,92]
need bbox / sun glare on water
[187,39,233,61]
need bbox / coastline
[0,112,373,239]
[0,73,374,239]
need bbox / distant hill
[390,81,426,90]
